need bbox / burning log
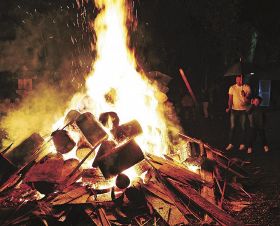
[93,139,144,178]
[51,130,76,154]
[99,111,120,129]
[4,133,44,167]
[115,173,130,189]
[64,110,81,126]
[111,120,143,143]
[76,112,108,147]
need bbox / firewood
[64,110,81,126]
[4,133,44,167]
[147,154,213,187]
[97,207,111,226]
[145,193,189,225]
[24,154,64,184]
[111,120,143,143]
[99,111,120,129]
[93,139,144,178]
[0,153,17,186]
[115,173,130,189]
[76,112,108,147]
[167,178,244,226]
[50,186,90,205]
[51,130,76,154]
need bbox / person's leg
[259,128,269,151]
[238,111,247,150]
[247,127,256,153]
[227,110,236,150]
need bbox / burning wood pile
[0,110,249,225]
[0,0,252,225]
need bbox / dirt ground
[186,109,280,225]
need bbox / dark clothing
[247,105,266,129]
[229,109,247,144]
[248,127,268,148]
[247,105,268,147]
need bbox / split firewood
[146,154,213,187]
[167,178,244,226]
[50,185,90,205]
[4,133,44,167]
[97,207,111,226]
[145,193,189,225]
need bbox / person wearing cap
[225,74,251,151]
[247,96,269,154]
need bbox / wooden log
[111,120,143,143]
[167,178,244,226]
[147,154,213,187]
[76,112,108,147]
[4,133,44,167]
[93,140,144,178]
[179,68,198,105]
[51,130,76,154]
[0,153,17,186]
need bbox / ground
[186,109,280,225]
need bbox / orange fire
[51,0,187,181]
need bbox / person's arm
[242,85,251,104]
[226,94,233,113]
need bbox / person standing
[247,96,269,154]
[225,74,251,151]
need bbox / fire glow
[51,0,185,182]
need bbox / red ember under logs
[76,112,108,147]
[92,139,144,178]
[51,130,76,154]
[111,120,143,143]
[4,133,44,167]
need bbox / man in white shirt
[225,74,251,151]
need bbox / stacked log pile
[0,111,250,225]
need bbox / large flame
[85,0,170,156]
[51,0,184,181]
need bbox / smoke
[0,82,73,146]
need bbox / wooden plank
[147,154,213,187]
[145,193,188,225]
[167,178,244,226]
[143,181,174,204]
[97,208,111,226]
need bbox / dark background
[0,0,280,100]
